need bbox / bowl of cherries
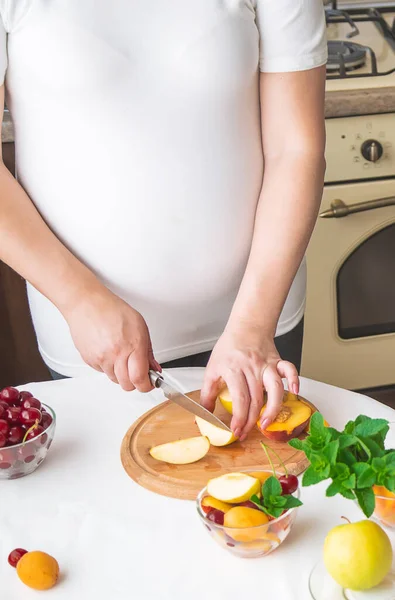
[0,386,56,480]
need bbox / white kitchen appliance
[301,3,395,390]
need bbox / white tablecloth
[1,369,395,600]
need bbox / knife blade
[149,370,232,432]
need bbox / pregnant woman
[0,1,326,439]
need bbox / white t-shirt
[0,1,327,377]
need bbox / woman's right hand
[64,286,161,391]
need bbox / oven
[301,4,395,391]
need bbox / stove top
[325,3,395,91]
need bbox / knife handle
[149,370,164,389]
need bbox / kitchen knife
[149,370,232,432]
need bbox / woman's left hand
[200,323,299,441]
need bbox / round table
[1,369,394,599]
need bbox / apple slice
[149,436,210,465]
[195,416,237,447]
[218,388,233,415]
[207,472,260,503]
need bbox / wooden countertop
[2,87,395,143]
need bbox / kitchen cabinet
[0,141,50,387]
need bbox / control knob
[361,139,383,163]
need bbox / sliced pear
[207,472,260,503]
[218,388,233,415]
[195,416,237,447]
[149,436,210,465]
[201,496,233,513]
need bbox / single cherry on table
[8,548,28,568]
[279,474,299,495]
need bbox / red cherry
[0,404,5,420]
[207,510,225,525]
[0,387,20,406]
[0,431,7,448]
[8,548,28,568]
[19,391,33,400]
[21,397,41,411]
[20,408,42,426]
[41,412,53,430]
[6,407,22,425]
[0,400,8,412]
[279,474,299,495]
[8,426,24,445]
[25,425,45,441]
[0,419,9,436]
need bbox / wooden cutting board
[121,390,317,501]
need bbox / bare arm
[201,67,326,438]
[0,85,158,389]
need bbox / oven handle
[319,196,395,219]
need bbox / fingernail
[292,384,298,394]
[260,418,270,430]
[234,427,241,438]
[239,433,247,442]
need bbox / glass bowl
[196,471,300,558]
[0,404,56,480]
[372,489,395,529]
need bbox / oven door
[302,179,395,390]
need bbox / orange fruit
[17,551,59,590]
[373,485,395,524]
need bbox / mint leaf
[323,440,339,466]
[338,434,357,449]
[288,438,305,451]
[344,420,356,435]
[361,437,384,459]
[262,476,282,498]
[339,449,357,466]
[268,506,286,519]
[372,457,386,472]
[326,480,342,497]
[340,488,356,500]
[385,452,395,468]
[383,476,395,492]
[352,463,376,489]
[283,495,303,509]
[342,474,356,489]
[302,465,329,486]
[309,412,326,438]
[250,494,262,508]
[332,463,350,481]
[355,437,372,460]
[355,487,375,518]
[269,495,287,508]
[355,418,389,438]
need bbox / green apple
[323,519,393,591]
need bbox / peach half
[257,393,313,442]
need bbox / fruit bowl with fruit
[0,386,56,480]
[196,468,301,558]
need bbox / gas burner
[327,40,367,72]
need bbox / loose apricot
[17,551,59,590]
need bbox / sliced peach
[373,485,395,525]
[201,496,233,514]
[224,507,269,542]
[248,471,272,486]
[257,394,312,442]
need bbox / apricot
[201,496,233,514]
[257,393,312,442]
[16,551,59,590]
[224,506,269,542]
